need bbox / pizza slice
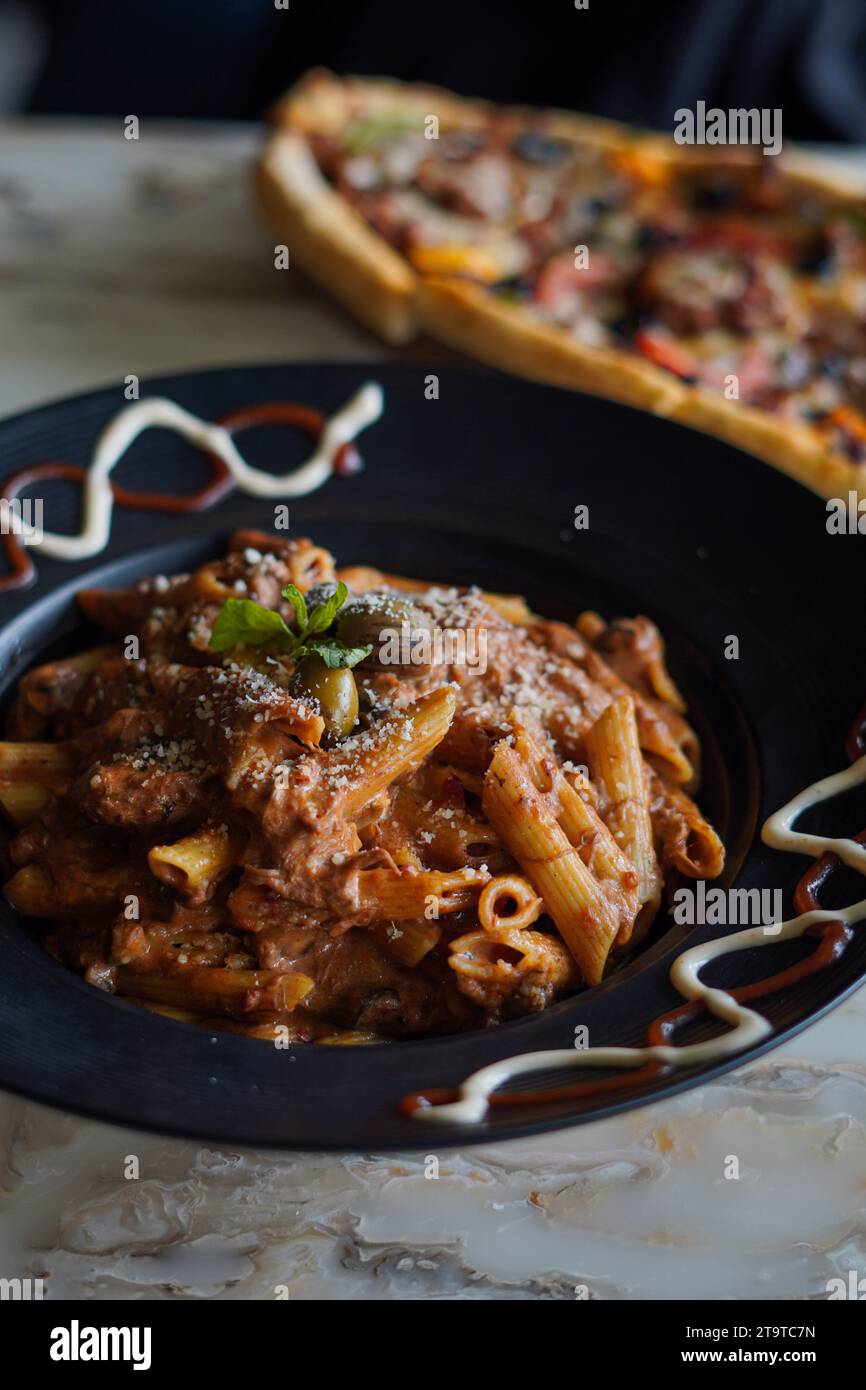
[258,69,866,500]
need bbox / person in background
[20,0,866,142]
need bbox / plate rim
[0,359,863,1150]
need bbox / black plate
[0,362,864,1150]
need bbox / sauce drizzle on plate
[0,383,383,591]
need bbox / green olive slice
[337,595,435,671]
[294,654,359,738]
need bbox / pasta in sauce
[0,531,723,1044]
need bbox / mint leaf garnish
[282,583,308,632]
[208,599,293,652]
[301,638,371,669]
[298,580,348,637]
[210,576,366,668]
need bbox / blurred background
[1,0,866,139]
[1,0,865,420]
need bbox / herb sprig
[208,581,371,669]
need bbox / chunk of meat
[72,761,210,830]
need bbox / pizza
[258,68,866,500]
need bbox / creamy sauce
[25,383,384,564]
[411,754,866,1125]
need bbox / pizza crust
[257,130,418,344]
[259,69,866,500]
[417,276,684,414]
[271,68,495,135]
[419,277,865,500]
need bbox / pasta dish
[0,531,724,1044]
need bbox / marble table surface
[1,119,865,1301]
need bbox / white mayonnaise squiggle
[413,754,866,1125]
[29,382,384,564]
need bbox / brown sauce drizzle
[0,401,361,593]
[400,701,866,1118]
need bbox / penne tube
[227,527,278,554]
[317,1029,386,1045]
[433,718,494,773]
[328,685,457,819]
[219,1019,311,1041]
[356,864,489,920]
[584,696,663,927]
[188,566,238,603]
[3,863,58,916]
[0,781,54,824]
[448,925,579,1008]
[481,593,533,626]
[114,964,314,1019]
[511,720,641,902]
[575,612,701,790]
[478,874,543,933]
[590,660,694,784]
[648,769,726,879]
[483,741,629,984]
[370,919,442,966]
[376,839,424,872]
[4,862,130,917]
[130,1001,210,1024]
[130,999,306,1042]
[223,533,336,589]
[0,740,75,784]
[337,564,414,593]
[644,654,686,713]
[336,565,532,625]
[148,825,235,902]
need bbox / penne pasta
[584,695,663,927]
[129,999,302,1043]
[4,862,133,917]
[477,874,543,933]
[328,685,457,819]
[0,781,54,824]
[114,964,314,1019]
[483,740,629,984]
[448,925,579,1010]
[356,864,489,920]
[148,825,236,902]
[337,564,533,625]
[3,863,57,917]
[370,919,442,966]
[317,1029,386,1045]
[188,567,238,603]
[529,617,696,783]
[511,719,641,901]
[648,769,726,879]
[0,740,75,785]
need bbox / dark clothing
[25,0,866,142]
